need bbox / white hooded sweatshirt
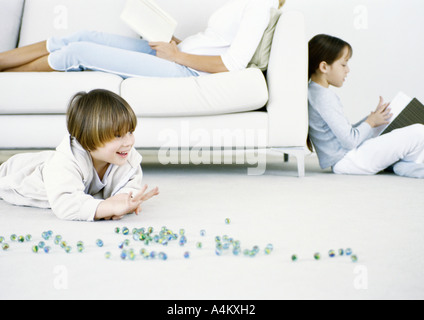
[0,135,143,221]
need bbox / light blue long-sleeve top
[308,81,374,169]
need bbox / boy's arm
[95,186,159,221]
[99,163,158,220]
[113,161,144,197]
[43,155,102,222]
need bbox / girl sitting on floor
[308,34,424,178]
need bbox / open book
[121,0,178,42]
[375,92,424,136]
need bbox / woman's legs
[48,41,197,78]
[0,41,49,71]
[333,124,424,178]
[1,30,197,77]
[1,31,156,72]
[0,31,154,72]
[3,55,54,72]
[47,30,156,56]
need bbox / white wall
[284,0,424,122]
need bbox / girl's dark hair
[308,34,353,79]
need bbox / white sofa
[0,0,308,176]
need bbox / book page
[121,0,177,42]
[375,91,413,136]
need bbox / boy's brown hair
[66,89,137,151]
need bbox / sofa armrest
[266,10,308,147]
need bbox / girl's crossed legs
[333,124,424,178]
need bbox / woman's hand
[95,185,159,221]
[366,96,393,128]
[149,41,180,62]
[171,36,182,45]
[149,40,228,73]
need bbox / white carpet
[0,152,423,300]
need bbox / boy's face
[90,132,135,167]
[326,46,351,87]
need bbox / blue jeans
[47,30,199,78]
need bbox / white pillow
[248,8,282,71]
[0,0,25,51]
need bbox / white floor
[0,152,423,300]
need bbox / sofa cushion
[0,72,123,114]
[18,0,138,47]
[0,0,25,51]
[120,68,269,117]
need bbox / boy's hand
[131,185,160,215]
[366,96,393,128]
[95,185,159,221]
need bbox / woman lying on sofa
[0,0,284,78]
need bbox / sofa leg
[295,153,305,178]
[271,147,306,178]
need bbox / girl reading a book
[0,89,159,221]
[0,0,283,78]
[308,34,424,179]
